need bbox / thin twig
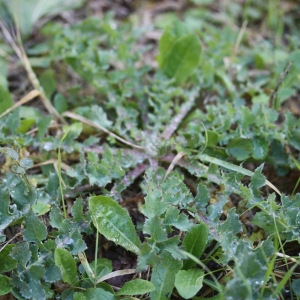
[0,232,22,252]
[0,20,22,58]
[269,61,293,108]
[30,159,72,171]
[63,111,148,150]
[0,19,66,123]
[0,89,40,119]
[162,154,208,173]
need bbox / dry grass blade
[30,159,71,188]
[0,89,40,119]
[62,111,148,150]
[0,20,22,58]
[234,19,248,55]
[96,269,136,284]
[0,19,66,123]
[30,159,72,171]
[276,252,297,263]
[77,252,96,280]
[0,232,22,252]
[163,151,186,180]
[265,181,282,196]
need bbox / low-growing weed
[0,1,300,299]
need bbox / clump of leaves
[0,1,300,299]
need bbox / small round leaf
[227,138,253,161]
[11,165,26,175]
[20,157,34,169]
[6,148,18,161]
[252,137,268,160]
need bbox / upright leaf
[249,165,266,197]
[292,279,300,296]
[0,275,12,296]
[182,224,208,269]
[3,0,85,38]
[39,69,57,99]
[158,20,202,84]
[144,216,167,243]
[0,86,13,114]
[0,190,19,232]
[54,248,77,285]
[194,184,210,209]
[216,209,244,263]
[251,137,268,160]
[175,269,204,299]
[89,196,141,255]
[158,21,189,67]
[150,251,182,300]
[0,245,17,273]
[37,116,52,139]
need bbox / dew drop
[43,142,53,151]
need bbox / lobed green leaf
[23,210,47,243]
